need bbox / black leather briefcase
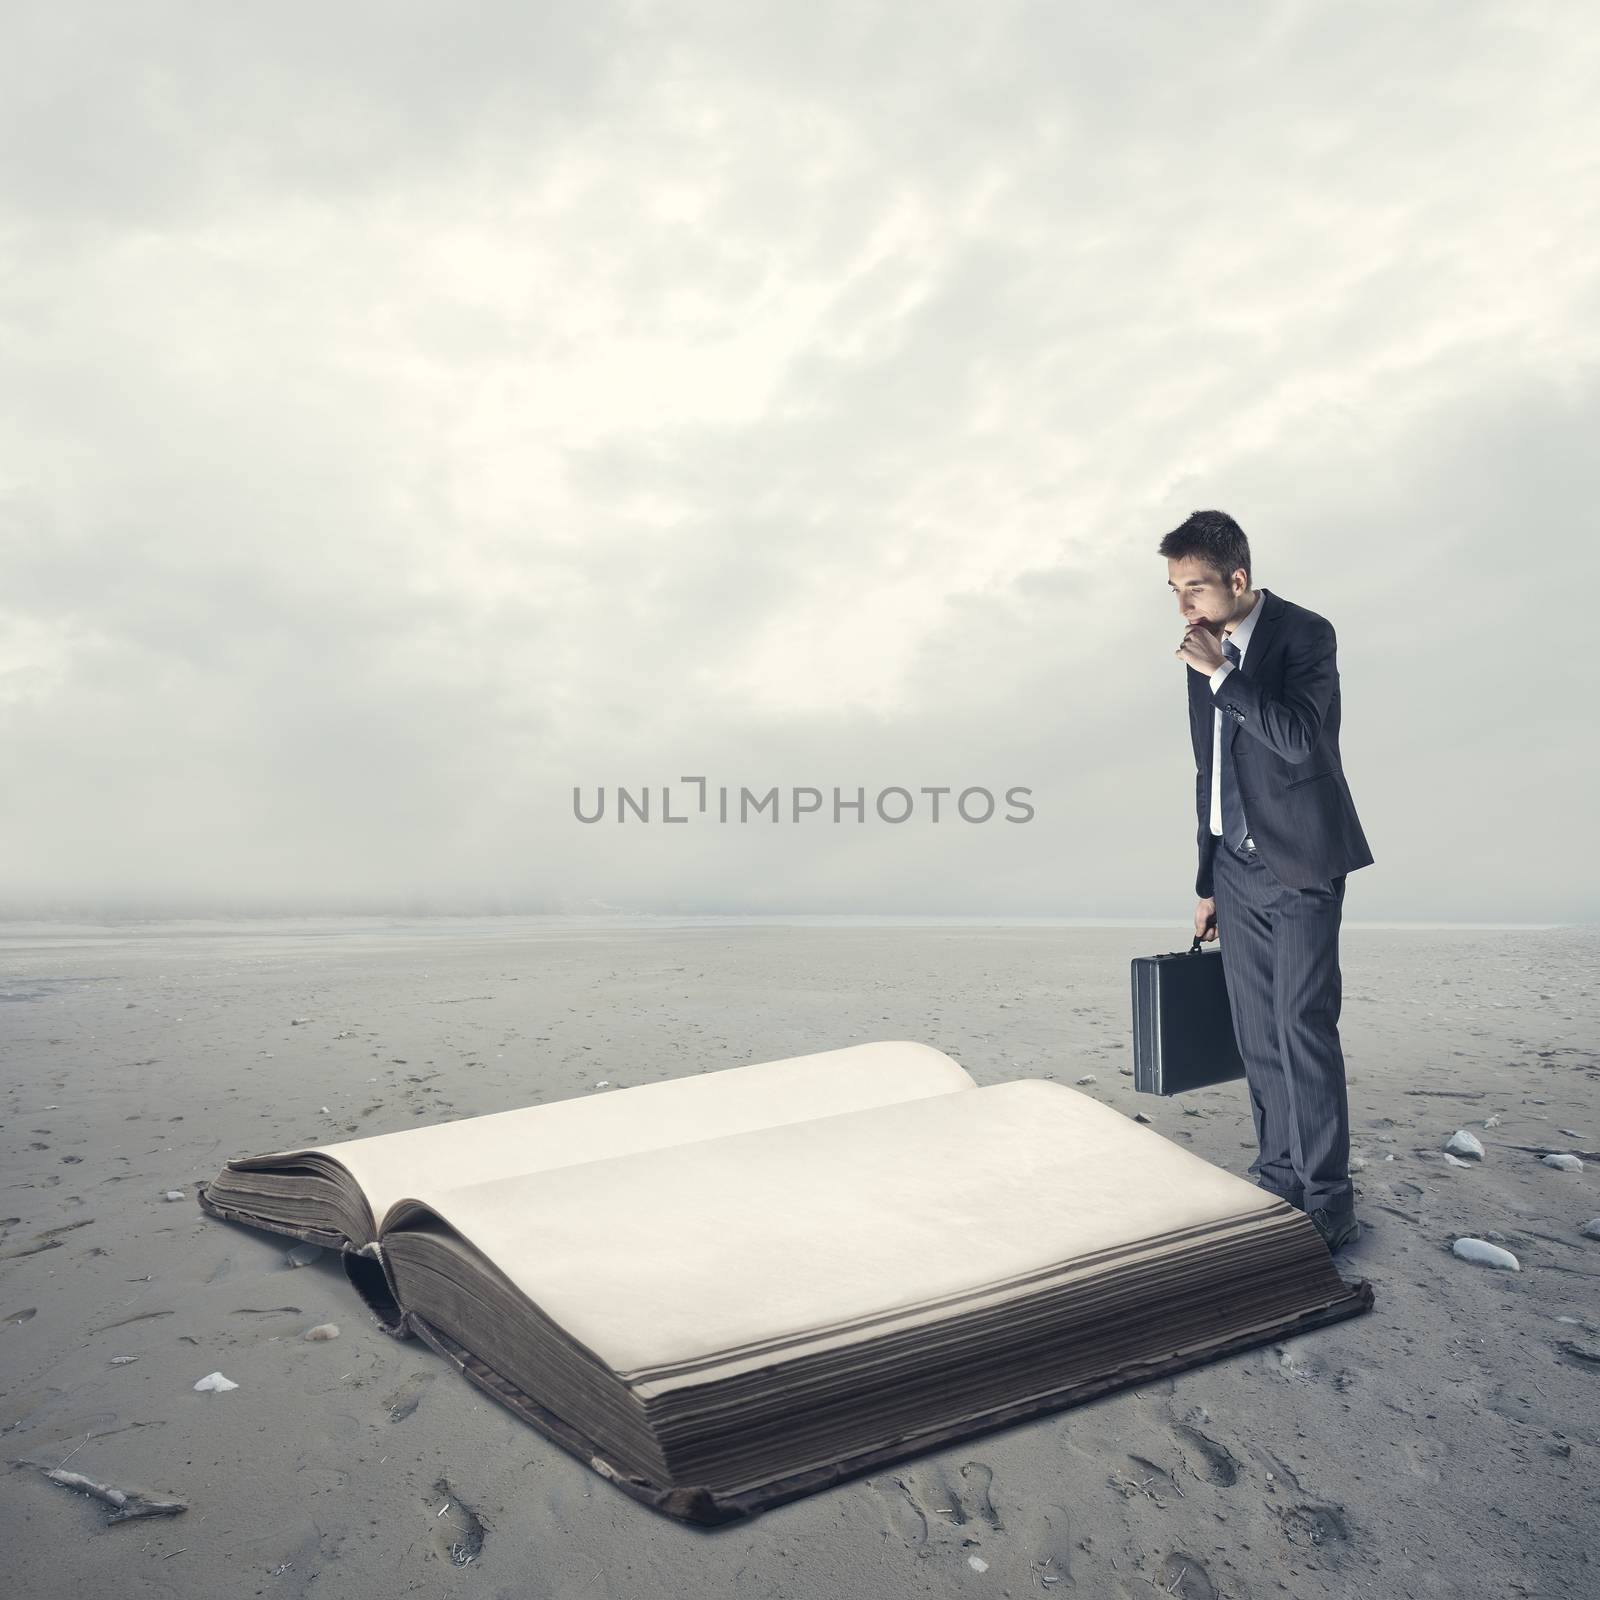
[1130,937,1246,1095]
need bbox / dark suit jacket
[1189,589,1373,898]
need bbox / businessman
[1159,509,1374,1253]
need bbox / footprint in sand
[1160,1550,1219,1599]
[1119,1454,1182,1501]
[870,1461,1002,1552]
[1173,1422,1240,1486]
[384,1371,436,1423]
[874,1474,930,1546]
[1276,1500,1354,1562]
[426,1477,486,1567]
[959,1460,1002,1530]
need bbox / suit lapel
[1221,589,1283,752]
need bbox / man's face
[1167,555,1247,634]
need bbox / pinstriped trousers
[1210,832,1353,1214]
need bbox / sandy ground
[2,917,1597,1600]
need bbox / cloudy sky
[3,1,1596,922]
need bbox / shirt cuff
[1209,660,1235,691]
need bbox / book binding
[195,1182,415,1339]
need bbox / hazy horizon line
[0,910,1586,934]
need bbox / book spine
[343,1242,415,1339]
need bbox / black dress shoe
[1307,1201,1361,1252]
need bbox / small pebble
[1075,1074,1096,1085]
[194,1371,239,1392]
[1581,1218,1600,1240]
[968,1556,989,1572]
[1483,1114,1502,1129]
[1543,1154,1583,1173]
[163,1189,186,1201]
[1453,1238,1520,1271]
[290,1017,310,1025]
[593,1081,610,1089]
[1445,1130,1484,1160]
[1134,1112,1153,1124]
[1443,1153,1472,1168]
[1558,1129,1584,1138]
[303,1323,340,1341]
[286,1243,324,1268]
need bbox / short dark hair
[1157,509,1251,587]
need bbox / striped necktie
[1219,638,1249,850]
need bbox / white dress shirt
[1208,587,1268,838]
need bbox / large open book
[197,1041,1374,1525]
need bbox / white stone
[194,1371,239,1392]
[1452,1238,1520,1271]
[1445,1130,1484,1160]
[1543,1153,1584,1173]
[1581,1217,1600,1240]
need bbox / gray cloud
[1,1,1595,919]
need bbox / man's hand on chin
[1176,620,1226,675]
